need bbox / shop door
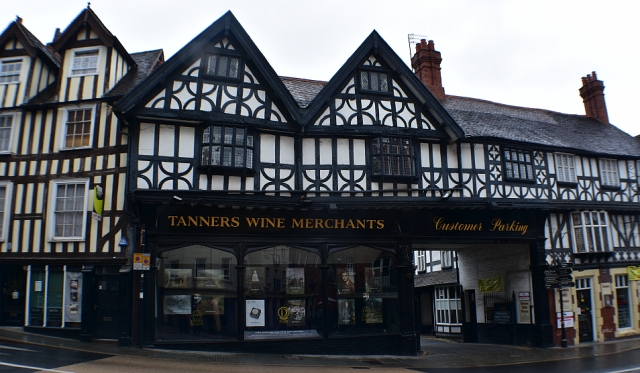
[576,278,593,343]
[94,276,121,339]
[1,266,26,326]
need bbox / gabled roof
[280,77,326,109]
[51,6,135,67]
[115,11,303,124]
[0,18,60,69]
[105,49,165,98]
[442,95,640,157]
[301,31,465,141]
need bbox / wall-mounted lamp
[441,191,452,199]
[329,203,338,210]
[173,195,182,201]
[119,237,129,247]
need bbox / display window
[243,245,322,340]
[328,246,399,335]
[27,265,82,328]
[157,245,237,340]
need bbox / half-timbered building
[0,7,163,343]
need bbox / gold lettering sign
[433,217,528,236]
[166,216,385,230]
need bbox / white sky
[4,0,640,136]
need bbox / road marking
[0,361,75,372]
[0,344,35,352]
[603,368,640,373]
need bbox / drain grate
[362,359,384,365]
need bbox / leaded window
[0,114,13,152]
[200,125,254,170]
[71,50,98,75]
[571,211,611,253]
[64,108,92,149]
[555,153,576,183]
[360,70,389,92]
[206,54,240,78]
[503,147,534,181]
[53,180,87,239]
[0,60,21,83]
[599,159,619,187]
[615,275,631,328]
[0,183,9,240]
[371,137,415,177]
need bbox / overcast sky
[4,0,640,136]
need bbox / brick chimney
[411,39,445,100]
[579,71,609,124]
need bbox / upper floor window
[571,211,611,253]
[205,53,240,78]
[371,137,415,177]
[555,153,576,183]
[599,159,619,187]
[51,179,88,240]
[0,59,21,83]
[0,182,11,241]
[503,147,534,181]
[0,114,14,153]
[200,125,254,170]
[441,251,453,269]
[415,251,427,273]
[63,108,93,149]
[360,70,389,93]
[71,50,99,76]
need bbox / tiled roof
[442,95,640,157]
[15,22,60,67]
[280,77,326,108]
[106,49,164,97]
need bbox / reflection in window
[157,246,237,341]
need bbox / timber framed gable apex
[0,19,60,69]
[301,30,464,142]
[114,11,303,126]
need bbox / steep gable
[115,11,302,128]
[302,31,464,141]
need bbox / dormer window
[200,125,254,170]
[599,159,619,187]
[371,136,415,178]
[71,50,99,76]
[360,70,389,93]
[205,53,240,79]
[0,59,22,83]
[503,147,534,181]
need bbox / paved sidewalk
[0,327,639,369]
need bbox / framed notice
[287,299,305,325]
[286,268,305,295]
[195,269,224,289]
[163,295,191,315]
[65,272,82,322]
[338,299,355,325]
[364,298,383,324]
[246,299,265,327]
[164,269,192,288]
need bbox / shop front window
[328,246,399,336]
[157,245,237,341]
[27,265,82,327]
[244,246,322,340]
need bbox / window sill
[49,238,85,242]
[60,146,93,152]
[370,175,418,183]
[70,73,99,78]
[198,165,256,176]
[600,184,621,191]
[557,181,578,188]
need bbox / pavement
[0,327,639,369]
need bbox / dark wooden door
[577,288,593,342]
[94,276,121,339]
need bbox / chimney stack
[579,71,609,124]
[411,39,445,100]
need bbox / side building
[0,7,163,343]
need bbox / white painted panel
[211,176,224,190]
[474,145,485,169]
[173,83,193,110]
[393,80,407,98]
[146,90,166,108]
[446,144,456,169]
[178,127,195,158]
[228,176,242,191]
[158,125,175,157]
[280,136,295,165]
[139,123,155,155]
[361,100,374,125]
[432,144,442,168]
[199,174,208,190]
[336,139,350,165]
[316,107,332,126]
[271,105,287,123]
[177,179,190,190]
[244,66,255,83]
[261,134,276,163]
[184,59,200,77]
[341,78,355,94]
[319,138,332,165]
[421,143,431,167]
[460,143,473,169]
[302,138,316,165]
[353,139,366,165]
[335,99,354,126]
[261,168,276,190]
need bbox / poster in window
[338,269,355,295]
[163,294,191,315]
[286,268,305,295]
[287,299,305,325]
[65,272,82,322]
[165,269,192,288]
[201,294,225,315]
[246,267,263,293]
[365,268,380,292]
[338,298,355,325]
[246,299,265,326]
[363,297,383,324]
[195,269,224,289]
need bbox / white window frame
[615,275,632,329]
[571,211,612,253]
[599,159,619,187]
[415,251,427,273]
[0,59,22,84]
[49,179,89,241]
[0,182,12,241]
[70,48,100,76]
[555,153,577,183]
[61,107,94,150]
[441,251,453,269]
[0,113,16,154]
